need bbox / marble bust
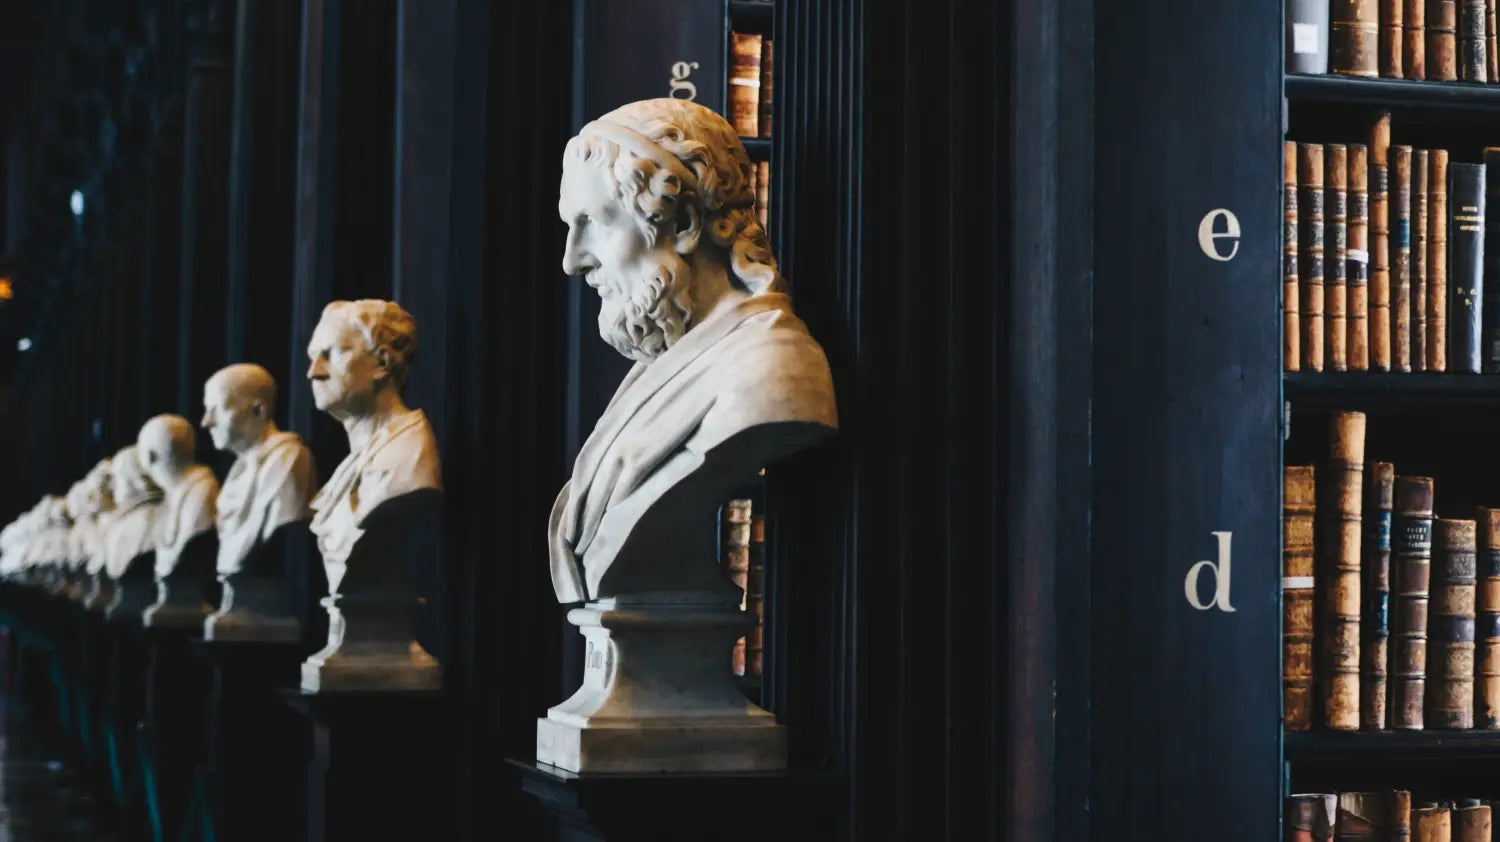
[301,299,443,692]
[538,98,837,773]
[103,445,163,579]
[201,363,317,642]
[138,414,220,627]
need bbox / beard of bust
[590,250,694,362]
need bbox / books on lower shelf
[1287,791,1495,842]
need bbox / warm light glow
[0,279,11,300]
[16,338,31,352]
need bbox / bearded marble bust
[548,97,838,604]
[103,444,164,579]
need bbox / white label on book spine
[1283,575,1315,590]
[1293,23,1320,55]
[1347,249,1369,264]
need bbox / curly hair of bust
[321,300,419,390]
[564,102,786,297]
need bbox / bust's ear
[250,400,265,418]
[674,201,703,255]
[373,346,393,382]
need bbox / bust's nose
[562,228,596,276]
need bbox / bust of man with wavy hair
[549,98,838,605]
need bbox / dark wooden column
[176,0,234,423]
[139,113,184,428]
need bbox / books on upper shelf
[1282,410,1500,734]
[1287,0,1499,82]
[728,31,773,139]
[1282,115,1493,374]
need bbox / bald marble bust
[138,414,220,576]
[203,363,316,574]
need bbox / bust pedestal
[143,531,218,629]
[205,523,311,643]
[104,552,158,623]
[536,594,783,774]
[301,491,441,694]
[81,571,114,612]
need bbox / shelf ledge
[1285,73,1500,111]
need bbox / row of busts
[0,299,443,694]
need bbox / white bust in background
[69,460,114,572]
[306,299,441,585]
[137,414,219,576]
[548,98,838,604]
[203,363,316,574]
[104,444,164,578]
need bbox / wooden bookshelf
[742,137,770,161]
[1286,729,1500,760]
[1284,373,1500,408]
[1286,74,1500,111]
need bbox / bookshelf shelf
[742,137,770,160]
[728,0,773,30]
[1285,73,1500,112]
[1285,729,1500,759]
[1283,372,1500,407]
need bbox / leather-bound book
[1334,0,1382,74]
[1386,0,1409,74]
[1289,794,1339,842]
[1395,146,1414,371]
[1409,0,1431,75]
[1303,144,1328,372]
[1489,0,1498,79]
[1428,149,1450,372]
[721,498,752,676]
[1288,141,1303,372]
[1372,116,1393,371]
[1392,475,1436,729]
[1290,0,1334,73]
[745,509,766,677]
[1286,465,1318,731]
[1328,144,1351,371]
[1415,803,1452,842]
[1460,0,1490,78]
[759,39,773,138]
[729,32,762,138]
[1363,462,1395,730]
[1476,507,1500,727]
[1430,0,1461,78]
[1350,144,1371,369]
[1413,149,1430,371]
[1456,801,1491,842]
[756,159,770,232]
[1448,162,1486,374]
[1485,149,1500,373]
[1321,411,1366,730]
[1393,790,1415,842]
[1427,517,1477,728]
[1339,792,1390,840]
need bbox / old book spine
[1335,0,1383,73]
[759,39,773,138]
[1288,794,1340,842]
[1290,0,1335,73]
[757,159,770,233]
[1350,144,1371,369]
[1490,0,1499,79]
[1363,462,1395,730]
[1372,116,1393,370]
[1287,465,1318,731]
[1410,0,1431,75]
[1395,146,1414,371]
[1415,804,1452,842]
[1461,0,1490,78]
[1288,142,1303,371]
[1321,411,1366,730]
[729,32,762,137]
[745,511,766,678]
[721,498,752,676]
[1303,144,1328,372]
[1387,0,1409,74]
[1413,149,1430,371]
[1392,475,1436,729]
[1449,162,1487,373]
[1427,517,1477,728]
[1456,801,1491,842]
[1428,149,1449,372]
[1393,790,1415,842]
[1329,144,1351,371]
[1339,792,1390,841]
[1486,149,1500,372]
[1476,507,1500,727]
[1431,0,1461,78]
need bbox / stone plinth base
[299,600,440,693]
[204,575,301,643]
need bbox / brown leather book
[1387,0,1409,75]
[1392,476,1436,729]
[729,32,762,138]
[1372,116,1393,371]
[1303,144,1328,373]
[1414,149,1430,371]
[1288,141,1303,372]
[1429,149,1450,373]
[1287,465,1318,731]
[1289,794,1339,842]
[1430,0,1461,78]
[1335,0,1383,74]
[1329,145,1351,371]
[1476,507,1500,727]
[1395,146,1414,371]
[1339,792,1390,840]
[1456,801,1491,842]
[745,510,766,677]
[1409,0,1430,75]
[759,39,773,138]
[1363,462,1396,730]
[721,498,752,676]
[1489,0,1498,79]
[1350,144,1371,369]
[1321,411,1366,730]
[1428,518,1478,728]
[1393,790,1414,841]
[1415,803,1452,842]
[1460,0,1489,78]
[757,159,770,233]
